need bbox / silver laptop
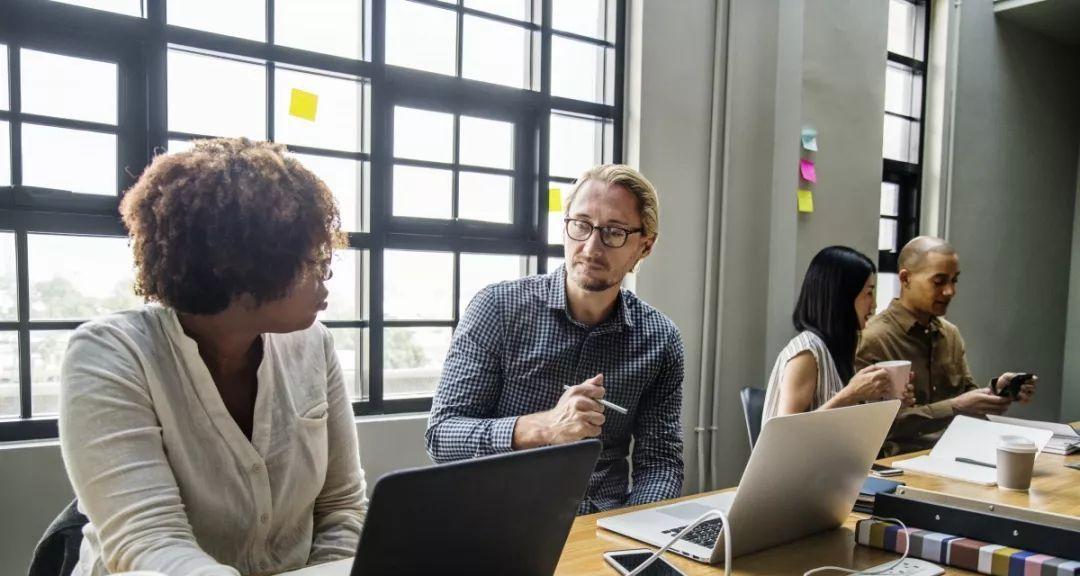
[598,400,900,564]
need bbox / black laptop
[349,439,601,576]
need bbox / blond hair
[563,164,660,238]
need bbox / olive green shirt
[855,299,978,456]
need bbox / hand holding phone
[603,549,687,576]
[992,373,1033,400]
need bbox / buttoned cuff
[491,416,520,452]
[928,399,955,419]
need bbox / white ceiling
[995,0,1080,46]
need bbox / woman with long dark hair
[762,246,912,419]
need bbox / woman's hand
[842,365,892,403]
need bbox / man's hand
[951,387,1011,416]
[512,374,606,449]
[992,372,1038,404]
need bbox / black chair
[27,499,87,576]
[739,387,766,450]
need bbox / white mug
[874,360,911,400]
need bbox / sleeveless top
[762,330,845,421]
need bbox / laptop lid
[721,399,901,558]
[349,439,601,576]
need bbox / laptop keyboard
[661,518,723,548]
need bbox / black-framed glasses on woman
[307,258,333,282]
[564,218,644,249]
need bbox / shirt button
[251,463,263,473]
[260,513,269,524]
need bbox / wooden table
[554,450,1080,575]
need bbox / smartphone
[992,373,1032,400]
[603,549,687,576]
[871,463,903,477]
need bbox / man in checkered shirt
[426,164,685,514]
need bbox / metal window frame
[879,0,930,273]
[0,0,624,441]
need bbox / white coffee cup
[997,435,1037,491]
[874,360,911,400]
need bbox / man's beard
[571,266,618,292]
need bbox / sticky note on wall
[799,159,817,183]
[289,88,319,122]
[797,189,814,213]
[548,188,562,212]
[801,128,818,151]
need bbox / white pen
[563,384,628,415]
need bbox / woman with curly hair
[58,138,366,575]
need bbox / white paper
[891,416,1054,485]
[987,415,1080,438]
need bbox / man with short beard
[425,165,685,514]
[856,236,1036,456]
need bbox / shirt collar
[886,298,941,335]
[545,264,633,330]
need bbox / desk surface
[280,447,1079,576]
[553,449,1080,575]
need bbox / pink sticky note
[800,159,817,183]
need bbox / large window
[0,0,625,441]
[878,0,929,308]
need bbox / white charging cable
[802,516,910,576]
[626,508,731,576]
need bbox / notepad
[891,416,1053,485]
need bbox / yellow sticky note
[548,188,562,212]
[797,189,814,213]
[289,88,319,122]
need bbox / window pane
[878,218,898,252]
[465,0,530,21]
[31,330,73,417]
[330,327,369,401]
[394,106,453,163]
[459,172,512,224]
[462,16,528,89]
[552,0,608,40]
[21,49,118,125]
[49,0,144,16]
[0,232,16,320]
[29,234,140,320]
[546,184,567,244]
[276,0,364,60]
[386,0,457,76]
[384,250,453,320]
[881,182,900,217]
[887,0,924,61]
[275,67,367,153]
[460,253,526,312]
[23,124,116,195]
[393,165,452,219]
[168,0,265,42]
[876,272,899,316]
[459,115,513,169]
[292,153,368,232]
[384,326,451,399]
[547,257,564,274]
[885,62,922,118]
[0,121,9,186]
[552,36,613,104]
[0,45,8,111]
[167,139,194,153]
[550,112,609,179]
[882,115,919,163]
[321,249,369,321]
[0,332,17,419]
[168,49,266,140]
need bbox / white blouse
[762,330,846,421]
[59,305,367,576]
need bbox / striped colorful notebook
[855,519,1080,575]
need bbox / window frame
[0,0,625,440]
[879,0,930,273]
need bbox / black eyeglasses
[564,218,644,249]
[308,258,333,282]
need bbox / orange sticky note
[289,88,318,121]
[548,188,562,212]
[797,189,814,213]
